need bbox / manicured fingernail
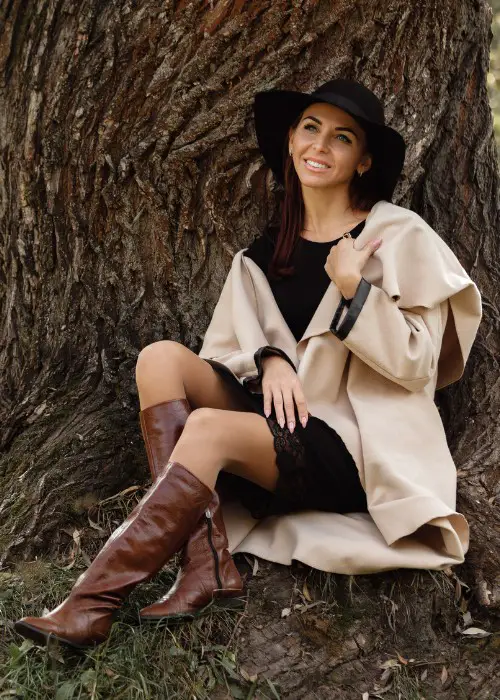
[288,421,295,433]
[301,417,307,428]
[279,418,285,428]
[264,409,270,418]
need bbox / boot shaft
[139,398,191,481]
[71,461,213,601]
[180,491,243,595]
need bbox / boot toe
[14,616,92,650]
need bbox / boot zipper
[205,509,223,591]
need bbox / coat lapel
[239,253,299,366]
[296,281,341,346]
[291,200,387,348]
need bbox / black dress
[204,221,368,519]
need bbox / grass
[0,486,280,700]
[2,487,496,699]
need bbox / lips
[304,159,331,171]
[304,158,330,167]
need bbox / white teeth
[306,160,329,169]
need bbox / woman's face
[288,102,372,190]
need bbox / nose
[312,131,330,153]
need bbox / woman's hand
[325,236,382,299]
[261,356,309,434]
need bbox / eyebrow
[302,115,359,139]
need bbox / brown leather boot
[139,398,191,481]
[139,398,246,621]
[14,461,213,649]
[139,489,245,622]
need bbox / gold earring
[358,169,364,177]
[289,149,293,156]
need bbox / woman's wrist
[337,273,362,300]
[261,354,283,367]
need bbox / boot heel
[139,490,245,623]
[214,596,247,610]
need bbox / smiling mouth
[304,159,331,171]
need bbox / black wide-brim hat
[253,78,406,201]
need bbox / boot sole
[139,595,247,624]
[14,620,97,651]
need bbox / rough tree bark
[0,0,499,696]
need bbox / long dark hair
[267,109,384,280]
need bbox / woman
[14,79,482,649]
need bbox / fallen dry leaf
[462,611,473,627]
[97,485,142,506]
[88,517,107,535]
[296,601,326,613]
[441,666,448,684]
[461,627,492,638]
[62,555,76,570]
[240,667,257,683]
[80,549,92,567]
[380,668,393,686]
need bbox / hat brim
[253,89,406,198]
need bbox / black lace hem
[206,357,368,519]
[241,409,368,519]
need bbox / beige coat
[198,200,482,573]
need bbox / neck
[301,183,365,240]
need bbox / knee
[135,340,184,382]
[182,408,227,447]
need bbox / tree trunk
[1,0,499,695]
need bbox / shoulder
[368,202,477,306]
[373,201,430,231]
[371,201,446,252]
[373,202,470,275]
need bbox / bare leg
[167,407,279,492]
[135,340,279,492]
[135,340,251,413]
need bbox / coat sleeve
[330,278,441,392]
[198,261,296,384]
[242,345,296,391]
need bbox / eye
[304,123,351,144]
